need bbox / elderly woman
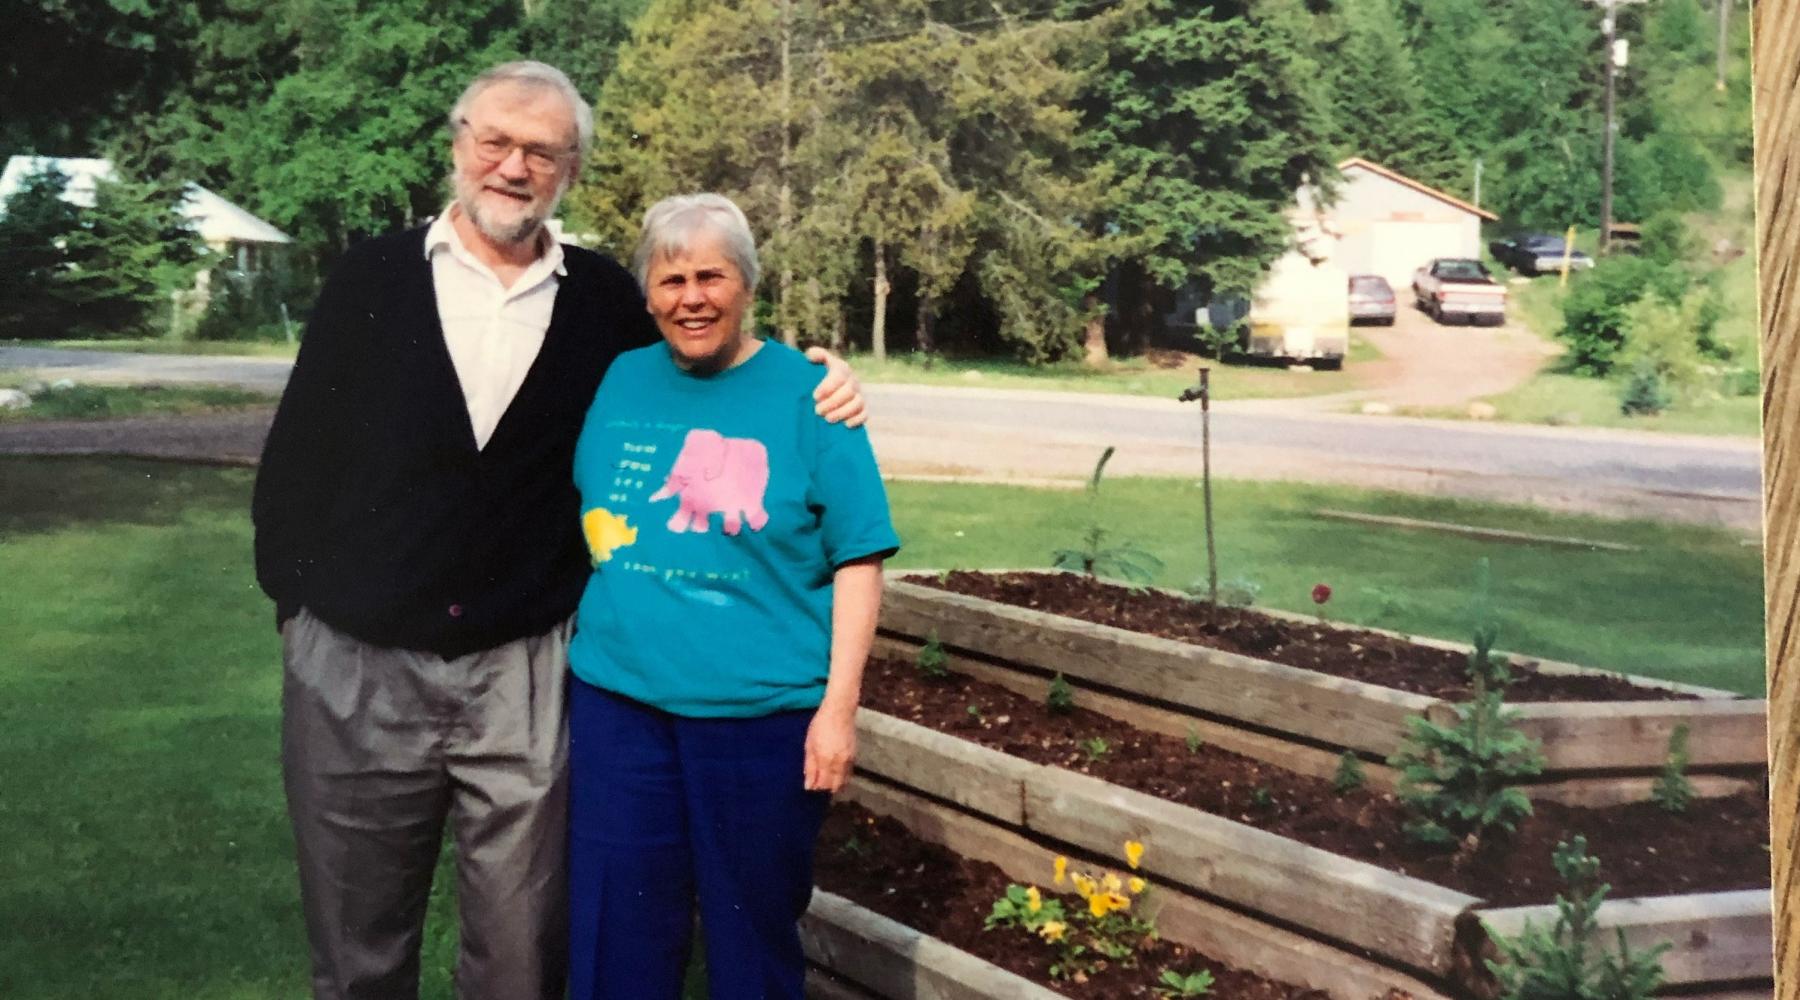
[565,193,898,1000]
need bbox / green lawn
[1443,370,1762,437]
[814,337,1381,402]
[0,457,1764,997]
[0,377,274,423]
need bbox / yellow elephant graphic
[582,507,638,564]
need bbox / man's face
[450,81,579,247]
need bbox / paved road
[0,346,1764,530]
[864,383,1762,531]
[0,345,293,393]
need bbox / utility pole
[1588,0,1644,255]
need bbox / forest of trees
[0,0,1754,366]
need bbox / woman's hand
[805,347,867,428]
[803,702,858,794]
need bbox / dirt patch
[1352,304,1558,409]
[911,571,1695,703]
[816,803,1324,998]
[860,656,1770,906]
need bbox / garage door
[1340,220,1471,292]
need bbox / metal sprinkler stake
[1177,366,1217,605]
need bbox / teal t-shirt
[568,340,900,718]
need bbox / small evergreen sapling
[1332,751,1366,794]
[916,630,949,680]
[1486,837,1669,1000]
[1650,724,1694,814]
[1388,563,1545,849]
[1052,446,1164,587]
[1046,672,1076,714]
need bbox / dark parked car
[1347,274,1395,326]
[1489,232,1594,275]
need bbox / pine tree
[0,162,83,339]
[1329,0,1462,192]
[1078,0,1336,346]
[55,159,204,338]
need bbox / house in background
[0,155,294,273]
[1327,156,1497,290]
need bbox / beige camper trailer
[1243,210,1350,369]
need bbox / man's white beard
[453,173,569,248]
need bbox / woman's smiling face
[643,229,756,373]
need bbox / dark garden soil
[814,803,1334,999]
[860,655,1770,906]
[912,571,1699,703]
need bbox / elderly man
[252,61,863,1000]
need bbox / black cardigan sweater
[252,226,658,659]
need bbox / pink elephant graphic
[648,428,771,535]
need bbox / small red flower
[1311,583,1332,605]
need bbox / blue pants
[567,679,828,1000]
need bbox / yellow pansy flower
[1102,873,1123,894]
[1088,893,1115,918]
[1072,873,1097,898]
[1052,855,1068,885]
[1129,876,1147,895]
[1038,921,1067,943]
[1124,840,1145,869]
[1025,886,1042,913]
[1106,891,1132,912]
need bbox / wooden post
[1180,366,1217,604]
[1753,3,1800,998]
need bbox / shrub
[1615,288,1715,397]
[1650,724,1694,814]
[1046,673,1076,714]
[1389,563,1545,850]
[191,253,316,342]
[1332,752,1367,794]
[1487,837,1669,1000]
[1558,257,1683,375]
[916,630,949,680]
[1617,365,1672,417]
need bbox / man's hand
[803,702,857,794]
[805,346,867,428]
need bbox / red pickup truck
[1411,258,1507,326]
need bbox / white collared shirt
[424,206,567,449]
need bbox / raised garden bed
[805,802,1334,999]
[881,571,1768,804]
[847,653,1773,996]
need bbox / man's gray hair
[633,194,762,291]
[448,61,594,155]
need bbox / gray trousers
[280,608,571,1000]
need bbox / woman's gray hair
[448,61,594,155]
[632,194,761,291]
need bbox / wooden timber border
[848,708,1774,997]
[801,889,1065,1000]
[878,576,1768,802]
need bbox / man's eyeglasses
[457,119,574,175]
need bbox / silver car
[1348,274,1395,326]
